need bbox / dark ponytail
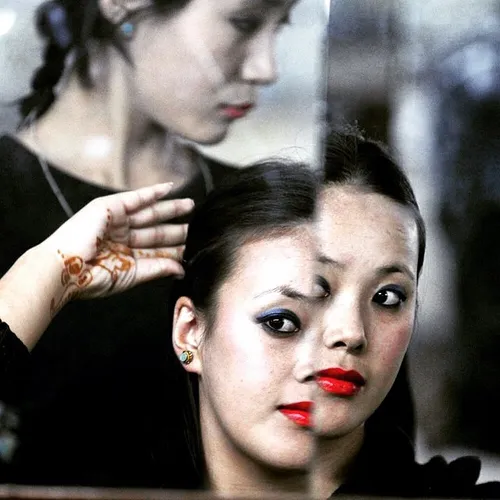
[19,0,190,121]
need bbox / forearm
[0,245,64,351]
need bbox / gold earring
[180,350,194,365]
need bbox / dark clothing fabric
[0,321,29,405]
[0,135,237,488]
[335,421,500,498]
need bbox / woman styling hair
[0,0,300,487]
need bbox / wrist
[0,244,67,350]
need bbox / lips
[220,103,254,119]
[278,401,313,428]
[316,368,366,397]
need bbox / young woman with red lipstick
[0,161,322,495]
[0,0,302,487]
[170,161,321,496]
[310,131,500,498]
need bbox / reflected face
[198,228,321,471]
[313,186,419,438]
[127,0,298,144]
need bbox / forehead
[316,186,419,271]
[222,228,316,297]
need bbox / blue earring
[180,350,194,365]
[120,21,135,39]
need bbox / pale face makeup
[125,0,298,144]
[196,227,321,483]
[313,185,419,439]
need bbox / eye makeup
[255,307,301,337]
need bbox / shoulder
[0,135,37,173]
[338,424,500,498]
[200,153,240,187]
[414,455,500,498]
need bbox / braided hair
[20,0,190,120]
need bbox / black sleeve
[0,321,30,405]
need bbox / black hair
[174,160,318,323]
[168,160,318,483]
[323,129,426,277]
[20,0,190,120]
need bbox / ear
[172,296,205,375]
[98,0,153,24]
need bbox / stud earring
[180,350,194,365]
[120,20,135,39]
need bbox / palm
[41,183,193,310]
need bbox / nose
[241,33,278,85]
[293,326,316,384]
[322,296,367,353]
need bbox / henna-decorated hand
[40,183,193,314]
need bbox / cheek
[374,314,414,370]
[203,312,281,393]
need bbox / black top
[0,135,237,488]
[335,420,500,498]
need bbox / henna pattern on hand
[50,251,94,316]
[49,209,136,316]
[87,239,134,291]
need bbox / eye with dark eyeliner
[314,275,331,299]
[229,16,262,35]
[372,285,407,308]
[255,308,301,336]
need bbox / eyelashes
[256,308,301,337]
[228,12,292,36]
[229,16,262,35]
[315,275,408,309]
[372,286,408,308]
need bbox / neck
[17,46,198,190]
[199,401,308,497]
[310,425,364,498]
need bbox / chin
[185,124,229,146]
[313,409,365,439]
[258,450,312,472]
[251,434,313,471]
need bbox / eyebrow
[376,265,416,282]
[249,0,290,8]
[262,0,288,5]
[317,254,416,282]
[316,254,344,269]
[254,285,316,302]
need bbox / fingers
[134,257,185,283]
[128,198,195,228]
[124,224,188,248]
[88,183,175,226]
[116,183,175,213]
[132,246,185,262]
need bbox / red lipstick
[316,368,365,397]
[278,401,313,428]
[220,103,254,119]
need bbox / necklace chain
[30,124,213,219]
[37,152,75,218]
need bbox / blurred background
[326,0,500,482]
